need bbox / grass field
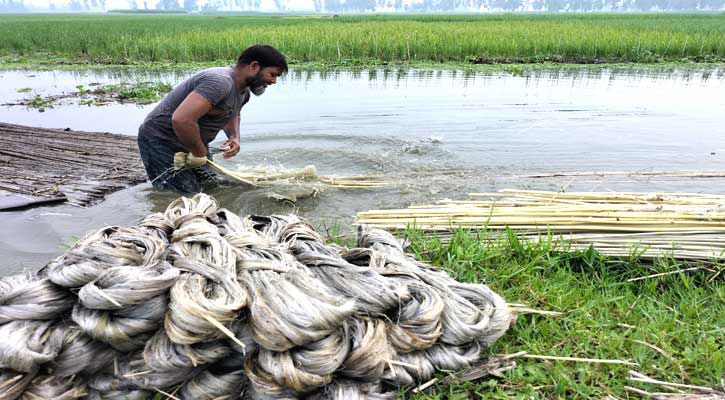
[383,228,724,399]
[1,13,725,67]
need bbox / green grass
[1,13,725,67]
[395,228,724,399]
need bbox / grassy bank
[390,228,724,399]
[1,13,725,67]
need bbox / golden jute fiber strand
[173,151,392,189]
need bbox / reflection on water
[1,65,725,273]
[17,64,722,82]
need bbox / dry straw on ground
[0,193,512,399]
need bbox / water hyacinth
[0,193,513,399]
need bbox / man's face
[247,64,283,96]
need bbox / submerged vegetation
[5,81,172,110]
[83,81,173,104]
[0,14,724,67]
[397,227,724,399]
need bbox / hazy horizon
[2,0,724,14]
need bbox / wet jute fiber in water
[0,193,513,400]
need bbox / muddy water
[2,66,725,273]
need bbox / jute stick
[0,374,23,390]
[123,370,153,378]
[355,189,725,262]
[628,371,720,393]
[508,307,563,317]
[203,315,246,353]
[627,267,704,282]
[412,378,438,393]
[154,387,182,400]
[387,359,420,369]
[522,354,638,366]
[96,290,123,308]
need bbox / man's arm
[172,92,213,158]
[221,113,241,159]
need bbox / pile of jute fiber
[0,193,512,399]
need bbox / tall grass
[402,227,724,398]
[1,13,724,64]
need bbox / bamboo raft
[356,189,725,261]
[0,122,145,208]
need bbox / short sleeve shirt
[140,66,250,150]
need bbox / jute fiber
[0,193,513,400]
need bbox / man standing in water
[137,44,287,193]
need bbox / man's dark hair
[237,45,288,73]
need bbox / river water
[1,65,725,273]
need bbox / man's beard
[247,72,267,96]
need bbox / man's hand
[222,114,241,159]
[174,152,208,170]
[222,138,240,159]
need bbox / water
[2,66,725,273]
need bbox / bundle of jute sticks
[356,189,725,261]
[0,193,512,400]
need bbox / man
[137,44,287,193]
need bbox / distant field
[1,13,725,65]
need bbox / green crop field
[1,13,725,66]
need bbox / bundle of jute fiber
[0,274,75,323]
[18,375,86,400]
[45,226,166,288]
[0,193,513,400]
[173,153,391,189]
[246,214,512,390]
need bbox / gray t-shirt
[140,66,250,150]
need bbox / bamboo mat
[356,189,725,261]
